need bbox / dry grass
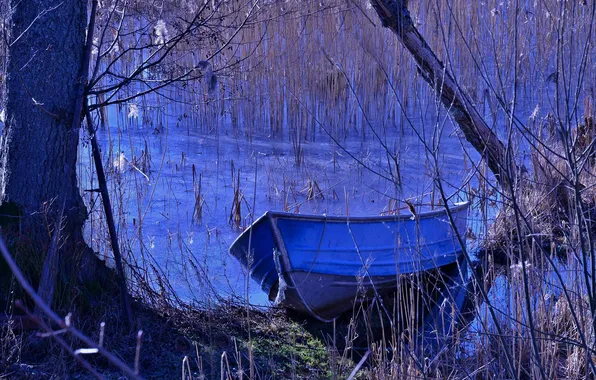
[2,0,596,378]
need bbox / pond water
[78,94,478,307]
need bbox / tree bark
[0,1,106,301]
[368,0,515,188]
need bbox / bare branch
[369,0,516,188]
[0,235,143,379]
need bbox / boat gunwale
[264,202,468,224]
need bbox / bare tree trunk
[369,0,515,188]
[0,0,107,304]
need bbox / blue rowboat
[229,203,469,322]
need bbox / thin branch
[17,302,105,380]
[0,234,142,380]
[84,105,134,330]
[9,2,64,47]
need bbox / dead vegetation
[0,300,332,379]
[2,0,596,378]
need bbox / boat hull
[229,204,468,321]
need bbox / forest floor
[1,298,359,379]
